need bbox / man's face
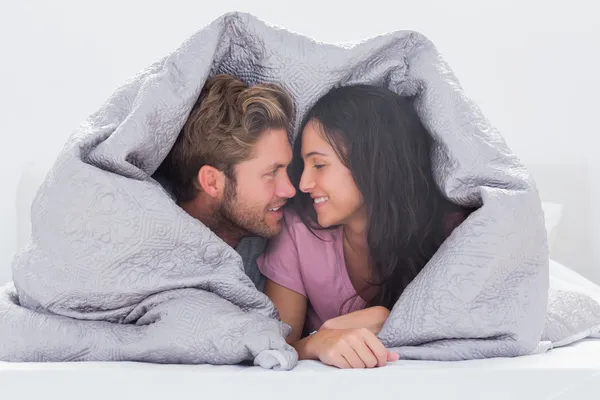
[218,128,296,238]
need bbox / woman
[257,84,472,369]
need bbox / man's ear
[197,165,224,198]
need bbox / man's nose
[277,175,296,199]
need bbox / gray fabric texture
[2,12,600,368]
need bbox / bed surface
[2,338,600,400]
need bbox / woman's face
[298,120,364,228]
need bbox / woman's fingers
[315,328,398,369]
[358,328,389,367]
[338,340,366,368]
[330,353,352,369]
[346,332,379,368]
[387,351,400,362]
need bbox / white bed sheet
[2,260,599,400]
[2,338,600,400]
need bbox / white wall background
[0,0,598,284]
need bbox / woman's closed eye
[314,164,325,170]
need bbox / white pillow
[541,201,564,252]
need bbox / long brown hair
[289,84,469,310]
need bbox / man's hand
[320,306,390,335]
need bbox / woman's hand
[305,327,399,369]
[320,306,390,335]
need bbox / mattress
[2,338,600,400]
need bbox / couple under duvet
[156,73,475,370]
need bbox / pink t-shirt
[257,210,365,334]
[257,208,470,334]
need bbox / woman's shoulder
[257,207,338,278]
[281,207,338,244]
[281,207,304,228]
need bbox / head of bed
[525,161,593,280]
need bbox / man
[156,74,297,287]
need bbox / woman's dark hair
[289,84,467,311]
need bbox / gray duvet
[1,12,599,369]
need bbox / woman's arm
[264,279,397,367]
[262,279,323,361]
[263,278,307,344]
[291,326,398,368]
[320,306,390,335]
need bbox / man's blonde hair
[160,74,294,202]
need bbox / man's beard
[214,179,278,240]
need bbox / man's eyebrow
[266,163,286,170]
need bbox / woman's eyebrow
[303,151,328,158]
